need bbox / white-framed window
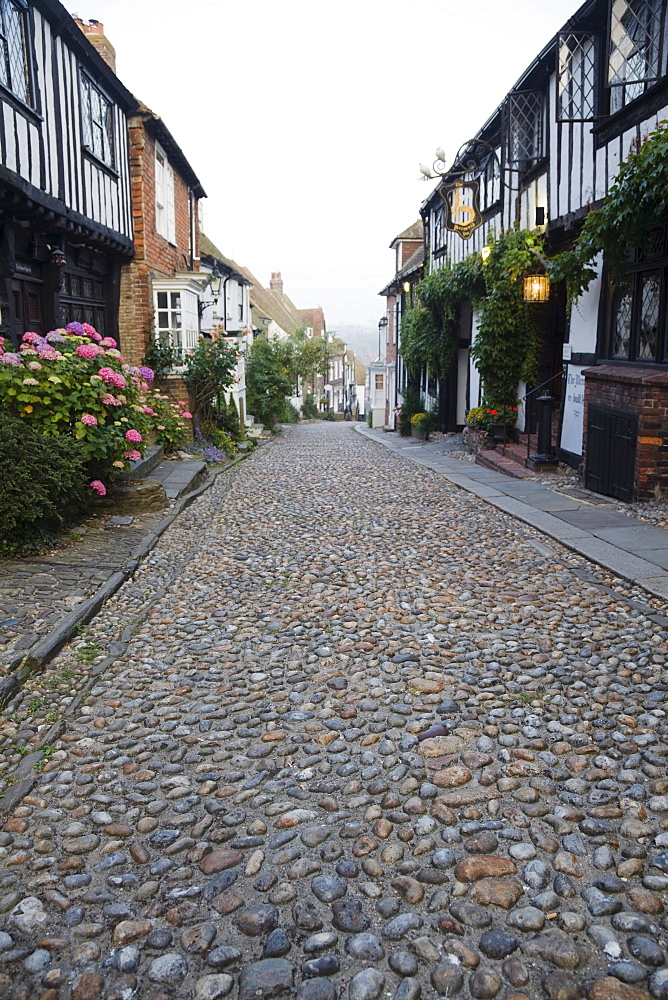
[153,278,200,355]
[81,74,115,167]
[155,143,175,243]
[0,0,31,106]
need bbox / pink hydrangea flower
[22,331,41,343]
[28,361,42,370]
[125,428,142,443]
[76,344,100,359]
[82,323,98,336]
[0,353,22,366]
[89,480,107,496]
[100,392,121,406]
[98,367,127,389]
[36,347,60,360]
[100,337,117,348]
[123,449,141,461]
[81,414,98,426]
[142,406,155,415]
[182,411,193,419]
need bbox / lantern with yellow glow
[523,274,550,303]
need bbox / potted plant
[410,411,438,440]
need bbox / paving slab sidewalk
[355,423,668,602]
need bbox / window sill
[82,147,119,179]
[0,82,42,124]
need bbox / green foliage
[215,393,242,442]
[319,410,336,421]
[0,414,88,557]
[280,401,300,423]
[183,338,237,420]
[204,425,238,460]
[142,337,183,377]
[410,410,438,439]
[471,229,542,409]
[289,328,332,396]
[550,120,668,297]
[0,326,194,493]
[302,393,319,419]
[246,336,296,429]
[398,384,423,437]
[466,403,519,430]
[150,393,190,453]
[401,256,484,380]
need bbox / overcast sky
[63,0,581,332]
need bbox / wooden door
[11,278,44,341]
[585,405,637,501]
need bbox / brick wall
[583,365,668,499]
[118,118,198,366]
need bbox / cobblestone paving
[0,422,667,1000]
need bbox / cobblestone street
[0,421,667,1000]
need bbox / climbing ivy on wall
[400,255,483,381]
[550,120,668,297]
[471,229,543,409]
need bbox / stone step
[119,444,164,480]
[475,448,535,480]
[147,459,208,500]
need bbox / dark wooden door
[11,278,44,340]
[585,404,637,501]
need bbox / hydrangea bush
[0,323,192,496]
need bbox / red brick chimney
[72,17,117,73]
[270,272,284,295]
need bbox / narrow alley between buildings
[0,422,667,1000]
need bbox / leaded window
[81,75,115,168]
[506,91,544,169]
[558,33,597,121]
[608,0,666,112]
[0,0,31,106]
[433,207,445,251]
[607,229,668,363]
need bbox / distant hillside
[332,324,378,364]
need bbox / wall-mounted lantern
[523,273,550,303]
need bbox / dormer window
[0,0,32,106]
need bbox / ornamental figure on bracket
[440,179,483,240]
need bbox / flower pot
[491,424,516,445]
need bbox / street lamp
[378,316,388,362]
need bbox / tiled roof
[378,244,425,297]
[390,220,423,246]
[199,234,248,284]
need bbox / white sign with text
[561,365,586,456]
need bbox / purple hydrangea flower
[0,353,22,366]
[66,322,85,336]
[139,366,155,381]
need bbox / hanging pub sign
[440,179,482,240]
